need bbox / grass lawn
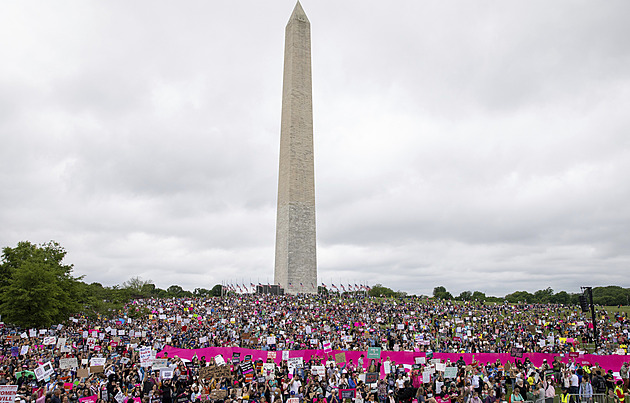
[603,306,630,315]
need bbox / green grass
[603,305,630,315]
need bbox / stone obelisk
[274,1,317,295]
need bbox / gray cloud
[1,0,629,297]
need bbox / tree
[471,291,486,301]
[368,284,399,298]
[167,285,185,297]
[122,276,153,297]
[211,284,223,297]
[534,287,554,303]
[433,286,453,300]
[505,290,535,303]
[458,291,473,301]
[0,241,83,328]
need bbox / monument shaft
[274,2,317,295]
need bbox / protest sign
[339,389,356,400]
[445,367,457,378]
[367,347,381,359]
[151,359,168,369]
[209,390,227,400]
[160,369,174,380]
[334,352,346,364]
[510,347,523,358]
[89,357,106,367]
[59,358,78,370]
[78,396,98,403]
[139,347,152,367]
[366,372,379,383]
[34,362,55,381]
[263,363,275,380]
[90,366,104,374]
[214,355,226,366]
[77,369,89,378]
[0,385,18,403]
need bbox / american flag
[332,284,338,290]
[321,283,327,288]
[341,284,346,291]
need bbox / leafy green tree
[534,287,554,303]
[458,291,472,301]
[471,291,486,301]
[122,276,153,297]
[211,284,223,297]
[0,241,83,328]
[505,290,535,303]
[433,286,453,300]
[368,284,399,297]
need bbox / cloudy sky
[1,1,629,297]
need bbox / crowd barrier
[158,346,628,373]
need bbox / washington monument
[274,2,318,295]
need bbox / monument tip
[289,1,309,23]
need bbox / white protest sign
[20,346,29,355]
[214,355,226,366]
[139,347,152,367]
[263,363,276,380]
[282,351,290,361]
[59,358,78,369]
[0,385,18,403]
[287,357,303,374]
[445,367,458,378]
[34,362,55,381]
[160,369,174,380]
[43,336,56,346]
[383,361,391,374]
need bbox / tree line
[1,240,628,328]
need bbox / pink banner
[79,395,98,403]
[158,346,628,373]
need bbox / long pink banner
[158,346,628,373]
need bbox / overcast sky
[1,1,629,297]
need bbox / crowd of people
[0,294,628,403]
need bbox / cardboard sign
[367,347,381,359]
[209,390,227,400]
[77,369,90,378]
[199,367,214,379]
[200,365,231,379]
[335,352,346,364]
[90,357,106,367]
[90,366,104,374]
